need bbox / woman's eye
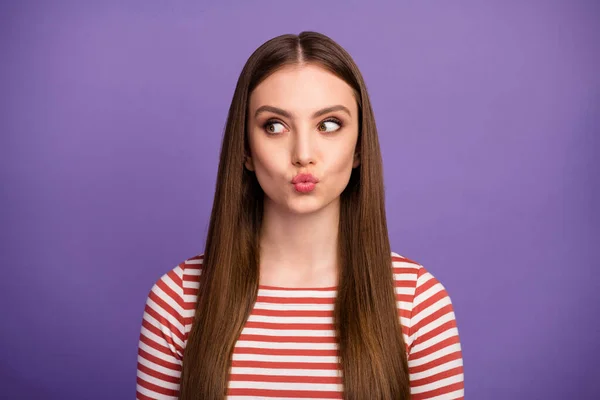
[265,121,285,134]
[318,120,341,133]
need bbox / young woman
[136,31,464,400]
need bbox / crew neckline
[258,284,338,291]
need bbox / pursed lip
[291,173,319,184]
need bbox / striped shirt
[136,252,464,399]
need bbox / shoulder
[390,251,457,329]
[148,253,204,299]
[142,253,205,345]
[391,251,460,350]
[390,250,451,298]
[136,254,205,393]
[390,255,464,396]
[391,251,422,278]
[390,250,426,295]
[145,253,204,320]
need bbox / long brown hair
[180,31,410,400]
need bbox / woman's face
[246,63,360,215]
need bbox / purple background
[1,1,598,399]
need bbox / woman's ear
[244,155,255,171]
[352,151,361,168]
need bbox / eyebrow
[254,105,352,119]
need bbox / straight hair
[180,31,410,400]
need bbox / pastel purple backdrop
[1,1,598,399]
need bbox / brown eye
[318,119,342,133]
[265,121,285,134]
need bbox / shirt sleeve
[136,268,186,400]
[407,266,465,399]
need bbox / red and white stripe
[136,253,464,399]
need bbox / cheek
[250,143,289,195]
[253,145,286,177]
[323,142,358,191]
[328,141,357,173]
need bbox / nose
[291,127,316,167]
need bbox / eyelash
[263,117,343,135]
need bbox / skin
[245,63,360,287]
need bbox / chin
[286,196,338,215]
[287,204,323,215]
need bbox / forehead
[249,64,357,115]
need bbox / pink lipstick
[292,173,319,193]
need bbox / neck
[258,197,340,288]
